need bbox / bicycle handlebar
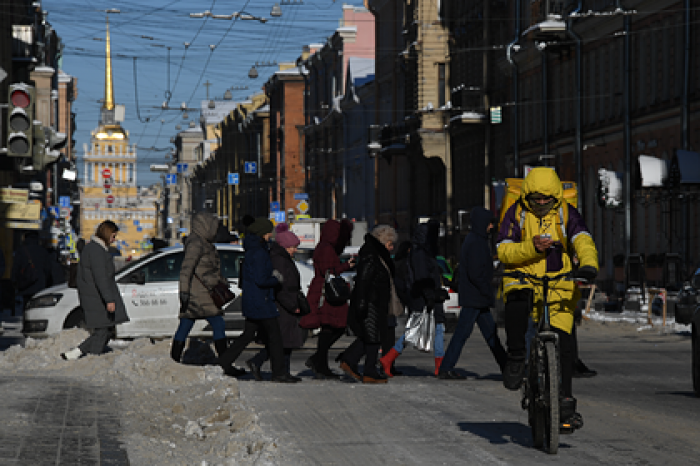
[495,270,589,285]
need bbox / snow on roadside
[585,309,692,334]
[0,329,283,465]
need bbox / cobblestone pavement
[0,376,130,465]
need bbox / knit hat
[275,222,300,248]
[247,217,274,237]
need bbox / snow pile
[0,329,284,465]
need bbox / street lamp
[270,3,282,17]
[248,66,259,79]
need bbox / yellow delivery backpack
[497,178,578,253]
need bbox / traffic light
[7,84,35,157]
[32,126,66,171]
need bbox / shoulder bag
[195,273,236,310]
[323,270,351,306]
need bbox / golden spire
[103,15,115,110]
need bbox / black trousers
[78,327,112,355]
[343,338,381,376]
[219,317,285,377]
[505,290,575,397]
[310,325,345,372]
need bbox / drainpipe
[567,0,584,215]
[623,7,632,265]
[682,0,691,270]
[506,0,521,177]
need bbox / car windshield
[116,250,163,277]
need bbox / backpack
[497,177,578,254]
[15,248,40,292]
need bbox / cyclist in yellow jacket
[496,167,598,430]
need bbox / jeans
[439,306,507,373]
[174,316,226,342]
[393,323,445,358]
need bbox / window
[142,252,184,283]
[219,250,243,279]
[438,63,446,108]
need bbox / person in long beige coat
[171,212,228,362]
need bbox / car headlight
[27,294,63,309]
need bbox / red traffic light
[10,89,31,108]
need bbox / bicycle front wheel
[543,340,560,454]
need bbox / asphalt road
[237,320,699,465]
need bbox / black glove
[179,291,191,309]
[575,266,597,283]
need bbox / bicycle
[499,270,585,454]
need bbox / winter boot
[379,348,400,378]
[502,354,526,390]
[560,397,584,433]
[170,340,186,363]
[213,339,228,359]
[434,357,444,376]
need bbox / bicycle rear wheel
[543,340,560,454]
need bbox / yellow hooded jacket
[496,168,599,333]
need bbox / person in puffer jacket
[497,167,598,432]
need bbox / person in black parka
[218,217,298,383]
[341,225,399,383]
[246,223,305,381]
[11,231,51,314]
[61,221,130,360]
[436,206,507,379]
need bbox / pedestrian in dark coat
[379,223,449,377]
[11,231,51,313]
[436,206,507,379]
[61,221,129,360]
[171,212,229,363]
[300,219,355,379]
[246,223,305,381]
[218,218,298,383]
[340,225,399,383]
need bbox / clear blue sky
[44,0,367,186]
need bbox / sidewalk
[0,309,130,465]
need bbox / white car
[23,244,314,339]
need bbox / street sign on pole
[102,169,111,179]
[244,162,257,174]
[177,163,188,174]
[228,173,239,185]
[59,196,70,208]
[293,193,309,200]
[274,212,285,223]
[106,195,115,204]
[270,201,280,212]
[166,174,177,185]
[296,200,309,214]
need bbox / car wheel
[63,308,86,329]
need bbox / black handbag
[296,291,311,316]
[323,271,351,306]
[196,274,236,309]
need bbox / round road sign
[106,195,115,204]
[103,169,112,179]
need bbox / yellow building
[79,17,157,258]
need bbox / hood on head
[521,167,563,215]
[320,220,341,248]
[470,206,495,237]
[191,212,220,242]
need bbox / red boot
[379,348,400,378]
[434,357,444,376]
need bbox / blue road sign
[228,173,239,185]
[274,212,286,223]
[137,227,143,233]
[166,174,177,185]
[270,201,280,212]
[176,163,189,174]
[244,162,257,174]
[59,196,70,208]
[293,193,309,200]
[48,206,60,218]
[133,220,140,226]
